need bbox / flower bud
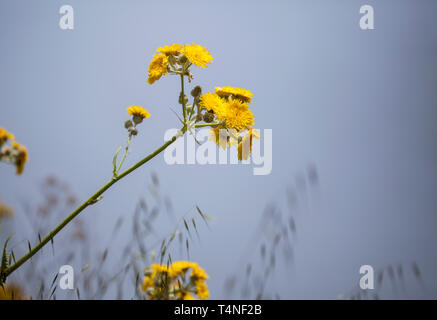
[128,126,138,136]
[195,113,203,122]
[203,112,214,123]
[191,86,202,97]
[124,120,133,129]
[179,93,188,105]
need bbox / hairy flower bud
[191,86,202,97]
[179,93,188,105]
[124,120,133,129]
[203,111,214,123]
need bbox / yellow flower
[127,105,151,119]
[199,92,226,117]
[157,44,183,56]
[195,280,209,299]
[191,264,209,280]
[140,261,209,300]
[182,292,196,300]
[182,43,213,68]
[0,200,14,219]
[11,141,28,175]
[169,261,195,277]
[218,99,254,131]
[0,127,14,145]
[215,86,253,103]
[147,53,169,84]
[140,276,153,292]
[150,264,168,276]
[238,129,260,161]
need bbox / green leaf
[1,233,15,273]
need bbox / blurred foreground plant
[141,261,209,300]
[0,43,257,290]
[0,127,28,175]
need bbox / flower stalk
[1,132,182,281]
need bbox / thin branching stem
[2,132,183,280]
[116,133,132,174]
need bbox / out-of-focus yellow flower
[181,292,196,300]
[238,128,260,160]
[0,283,27,300]
[158,44,183,55]
[127,105,151,119]
[141,261,209,300]
[195,279,209,299]
[215,86,253,103]
[0,200,14,219]
[140,275,153,292]
[147,53,169,84]
[11,141,28,175]
[0,127,14,146]
[169,261,195,277]
[182,43,213,68]
[191,264,209,280]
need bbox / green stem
[2,133,182,279]
[116,133,132,173]
[180,74,187,122]
[195,122,220,128]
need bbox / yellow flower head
[195,279,209,300]
[218,99,254,131]
[169,261,195,277]
[11,141,28,175]
[140,276,153,292]
[157,44,183,56]
[238,128,260,161]
[199,92,226,117]
[215,86,253,103]
[0,201,15,219]
[191,264,209,280]
[182,292,196,300]
[182,43,213,68]
[127,105,151,119]
[150,264,168,276]
[147,53,169,84]
[0,127,14,145]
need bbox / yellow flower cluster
[147,53,169,85]
[198,87,259,160]
[0,127,28,174]
[140,261,209,300]
[147,43,213,85]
